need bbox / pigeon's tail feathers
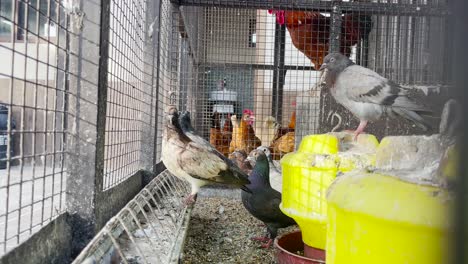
[392,96,432,115]
[392,108,431,131]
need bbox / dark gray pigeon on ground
[162,106,250,205]
[241,149,296,248]
[319,52,432,139]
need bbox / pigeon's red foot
[184,194,197,205]
[251,236,270,243]
[260,239,273,249]
[353,121,368,141]
[257,223,266,227]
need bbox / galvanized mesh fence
[0,0,74,254]
[0,0,452,262]
[172,0,449,161]
[103,0,154,189]
[0,0,161,256]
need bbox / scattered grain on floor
[182,196,298,264]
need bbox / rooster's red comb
[243,109,254,115]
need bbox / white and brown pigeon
[319,52,432,139]
[161,106,250,205]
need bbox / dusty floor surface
[182,190,298,264]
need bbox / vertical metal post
[169,4,181,106]
[271,23,286,122]
[442,16,453,85]
[320,3,344,134]
[141,0,158,171]
[152,0,163,167]
[65,0,109,257]
[95,0,111,204]
[178,39,189,111]
[329,4,342,53]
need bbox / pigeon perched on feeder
[241,149,296,248]
[161,106,250,205]
[319,52,432,140]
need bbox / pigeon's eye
[330,58,336,62]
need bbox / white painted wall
[0,43,57,81]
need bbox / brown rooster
[229,109,262,154]
[268,9,373,69]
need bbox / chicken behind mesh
[268,9,373,69]
[271,132,295,160]
[257,116,281,147]
[229,109,262,154]
[209,112,231,156]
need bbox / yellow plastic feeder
[326,135,454,264]
[280,133,378,251]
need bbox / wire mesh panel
[0,0,77,254]
[162,0,450,164]
[171,7,316,161]
[103,0,156,189]
[154,0,181,162]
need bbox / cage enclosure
[159,0,450,162]
[0,0,452,263]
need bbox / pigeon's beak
[319,63,327,71]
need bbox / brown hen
[209,112,231,156]
[229,109,262,154]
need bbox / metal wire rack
[72,170,190,264]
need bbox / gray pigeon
[241,149,296,248]
[320,53,432,139]
[162,106,250,204]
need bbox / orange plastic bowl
[274,230,325,264]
